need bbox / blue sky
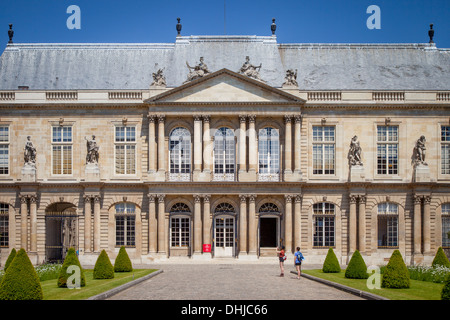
[0,0,449,50]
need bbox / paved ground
[107,262,364,300]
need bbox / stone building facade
[0,33,449,266]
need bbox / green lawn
[40,269,157,300]
[302,269,445,300]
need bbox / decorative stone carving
[24,136,36,167]
[184,57,211,83]
[413,135,427,166]
[151,68,166,87]
[238,56,264,82]
[8,24,13,44]
[282,69,298,87]
[85,135,99,164]
[348,135,363,166]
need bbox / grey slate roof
[0,35,449,91]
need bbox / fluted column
[358,195,366,253]
[239,115,247,173]
[413,195,422,254]
[349,194,357,254]
[294,115,302,173]
[193,194,202,254]
[203,195,211,253]
[294,195,302,249]
[157,115,166,172]
[20,195,28,250]
[248,115,257,173]
[284,194,293,253]
[423,196,431,254]
[93,195,101,252]
[84,195,92,253]
[148,194,157,254]
[248,195,257,256]
[202,115,212,173]
[148,114,157,173]
[284,115,292,174]
[239,195,248,255]
[157,194,166,254]
[29,195,37,252]
[193,115,202,172]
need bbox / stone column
[148,114,156,173]
[148,194,157,254]
[349,194,357,254]
[203,195,211,253]
[284,115,292,175]
[20,195,28,250]
[84,195,92,253]
[294,195,302,249]
[157,194,166,254]
[29,195,37,253]
[248,115,257,173]
[239,195,248,255]
[193,115,202,172]
[93,195,101,252]
[423,196,431,254]
[202,116,212,173]
[248,195,257,256]
[413,195,422,254]
[193,194,202,255]
[157,115,166,172]
[358,195,366,253]
[239,115,247,173]
[294,115,302,174]
[284,194,293,253]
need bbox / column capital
[203,194,211,202]
[349,194,358,204]
[157,194,166,202]
[294,114,302,123]
[239,115,247,123]
[29,195,38,204]
[239,194,247,203]
[248,194,257,202]
[157,114,165,123]
[147,194,156,202]
[147,114,156,122]
[284,194,293,202]
[193,115,202,122]
[424,195,432,204]
[294,194,302,203]
[414,194,423,204]
[202,115,210,123]
[359,195,367,204]
[284,114,293,123]
[247,114,256,123]
[194,194,202,203]
[93,195,101,203]
[19,194,29,203]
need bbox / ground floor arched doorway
[213,202,237,258]
[45,202,78,262]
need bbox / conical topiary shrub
[432,247,450,268]
[3,248,16,272]
[441,276,450,300]
[93,250,114,279]
[381,250,410,289]
[0,248,43,300]
[322,248,341,273]
[114,246,133,272]
[57,247,86,288]
[345,250,369,279]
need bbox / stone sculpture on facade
[151,68,166,87]
[282,69,298,87]
[184,57,211,83]
[413,135,427,166]
[238,56,264,82]
[348,135,363,166]
[24,136,36,166]
[85,135,99,164]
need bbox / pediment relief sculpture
[184,57,211,83]
[238,56,264,82]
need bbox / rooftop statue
[238,56,264,82]
[184,57,211,83]
[151,68,166,87]
[282,69,298,87]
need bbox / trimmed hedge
[381,250,410,289]
[345,250,368,279]
[0,248,43,300]
[57,247,86,288]
[442,276,450,300]
[114,246,133,272]
[322,248,341,273]
[432,247,450,268]
[3,248,16,272]
[93,250,114,279]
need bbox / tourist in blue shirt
[294,247,304,279]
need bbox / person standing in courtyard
[276,246,286,277]
[294,247,304,279]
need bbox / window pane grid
[442,204,450,248]
[52,127,72,175]
[377,126,398,175]
[171,217,190,247]
[214,128,235,174]
[0,204,8,247]
[115,203,136,247]
[313,203,335,247]
[378,203,399,248]
[115,126,136,175]
[441,126,450,174]
[170,127,191,174]
[258,127,279,174]
[313,126,335,175]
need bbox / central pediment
[145,68,304,104]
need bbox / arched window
[313,202,335,247]
[169,127,191,181]
[214,202,235,214]
[213,127,235,181]
[115,203,135,247]
[258,127,279,181]
[377,202,398,248]
[442,203,450,248]
[170,203,191,248]
[0,203,8,247]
